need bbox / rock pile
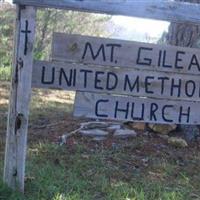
[59,121,194,148]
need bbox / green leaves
[35,9,110,60]
[0,6,14,68]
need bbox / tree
[0,6,111,66]
[35,9,111,60]
[166,0,200,48]
[165,0,200,139]
[0,4,15,68]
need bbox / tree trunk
[166,0,200,48]
[166,0,200,140]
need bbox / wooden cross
[21,20,31,55]
[3,6,36,192]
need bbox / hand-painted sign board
[52,33,200,75]
[74,92,198,125]
[32,60,200,102]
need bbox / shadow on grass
[0,85,75,142]
[29,88,75,123]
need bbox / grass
[1,82,200,200]
[0,67,11,81]
[0,143,196,200]
[30,88,75,123]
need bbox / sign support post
[3,5,36,192]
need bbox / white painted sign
[52,33,200,75]
[32,60,200,101]
[74,92,198,125]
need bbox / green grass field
[1,82,200,200]
[1,142,196,200]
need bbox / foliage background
[0,3,111,80]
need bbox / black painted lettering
[59,68,74,86]
[131,102,144,120]
[73,69,76,87]
[188,54,200,71]
[199,87,200,97]
[179,106,190,123]
[80,69,93,88]
[162,105,173,123]
[158,77,169,95]
[198,83,200,97]
[41,66,55,85]
[106,72,118,90]
[162,50,172,68]
[175,51,185,69]
[170,78,181,97]
[136,47,153,66]
[185,80,196,97]
[124,75,139,92]
[145,76,154,94]
[150,103,158,121]
[21,20,31,55]
[158,50,162,67]
[95,99,109,117]
[95,71,104,90]
[82,42,106,61]
[114,101,129,119]
[106,43,121,63]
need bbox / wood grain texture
[13,0,200,24]
[32,60,200,101]
[74,92,198,125]
[52,33,200,75]
[4,6,36,192]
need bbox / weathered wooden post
[3,5,36,192]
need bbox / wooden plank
[32,60,200,101]
[74,92,199,125]
[3,6,36,192]
[52,33,200,75]
[13,0,200,24]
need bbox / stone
[158,134,169,140]
[113,129,137,138]
[168,137,188,148]
[92,136,106,141]
[196,137,200,143]
[143,131,150,136]
[58,134,68,145]
[81,122,110,129]
[126,122,146,131]
[107,124,121,131]
[141,158,149,167]
[148,124,177,135]
[79,129,109,137]
[180,125,200,141]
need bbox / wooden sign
[52,33,200,75]
[32,60,200,101]
[74,92,198,125]
[13,0,200,24]
[8,0,200,193]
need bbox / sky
[4,0,169,42]
[112,16,169,42]
[5,0,12,3]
